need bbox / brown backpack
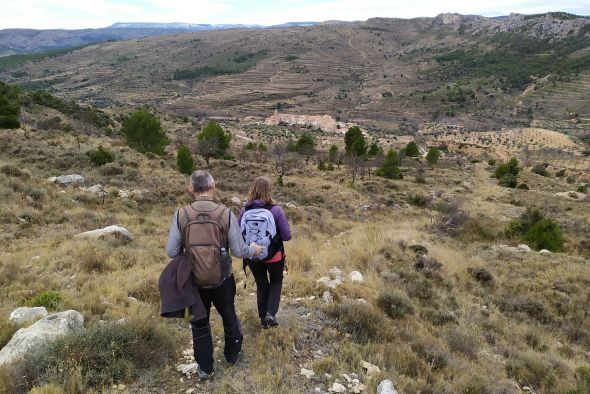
[178,199,232,289]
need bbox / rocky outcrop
[48,174,85,186]
[265,113,349,133]
[74,225,133,242]
[9,307,48,325]
[0,310,84,366]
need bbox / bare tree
[455,156,465,170]
[345,152,364,184]
[273,142,295,177]
[19,112,30,141]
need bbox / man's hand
[251,242,263,257]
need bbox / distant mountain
[0,22,320,57]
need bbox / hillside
[1,12,590,141]
[0,80,589,393]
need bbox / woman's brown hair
[248,176,273,204]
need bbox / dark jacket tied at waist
[159,255,206,321]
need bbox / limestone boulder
[0,310,84,366]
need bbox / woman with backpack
[239,176,291,329]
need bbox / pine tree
[177,145,194,175]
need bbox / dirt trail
[348,34,366,60]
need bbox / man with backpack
[165,170,263,380]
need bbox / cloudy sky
[1,0,589,29]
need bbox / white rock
[231,197,242,205]
[322,291,334,303]
[348,271,364,283]
[81,184,108,195]
[9,307,48,325]
[186,389,195,394]
[285,202,297,209]
[517,244,531,252]
[46,176,57,183]
[330,267,344,280]
[301,367,315,379]
[54,174,84,186]
[317,277,338,289]
[176,363,198,375]
[329,382,347,393]
[539,249,552,254]
[361,360,381,376]
[377,380,398,394]
[74,225,133,242]
[0,310,84,366]
[351,384,367,393]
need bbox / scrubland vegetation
[0,80,588,393]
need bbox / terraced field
[2,14,590,141]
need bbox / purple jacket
[159,255,207,321]
[238,200,292,241]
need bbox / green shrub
[22,321,176,391]
[378,150,403,179]
[488,158,496,166]
[28,291,62,310]
[121,109,169,155]
[176,145,194,175]
[566,365,590,394]
[426,147,440,165]
[405,141,420,157]
[87,145,114,167]
[517,183,529,190]
[498,173,517,188]
[446,328,479,358]
[376,290,415,319]
[577,185,588,193]
[556,169,566,177]
[506,207,564,251]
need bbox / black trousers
[190,275,243,374]
[248,260,285,319]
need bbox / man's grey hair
[190,170,215,193]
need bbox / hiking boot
[227,351,242,366]
[197,366,214,381]
[265,313,278,327]
[261,318,269,329]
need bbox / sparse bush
[78,246,113,273]
[1,163,31,179]
[376,289,415,319]
[446,328,479,358]
[328,301,390,343]
[470,267,494,285]
[0,318,18,349]
[532,163,549,177]
[176,145,194,175]
[313,357,339,375]
[517,183,529,190]
[556,169,566,177]
[411,342,448,372]
[87,145,114,167]
[22,320,176,391]
[506,354,561,390]
[488,158,496,166]
[128,277,160,303]
[98,163,124,176]
[408,193,430,207]
[28,290,62,310]
[36,116,62,131]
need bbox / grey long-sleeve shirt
[165,210,256,259]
